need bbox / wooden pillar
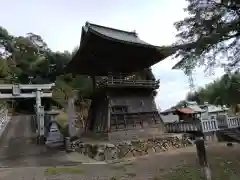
[36,89,45,144]
[38,106,45,144]
[107,97,111,132]
[108,72,113,84]
[92,75,96,90]
[85,105,92,133]
[36,89,41,112]
[195,138,212,180]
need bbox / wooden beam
[0,92,52,99]
[0,83,55,90]
[107,98,111,132]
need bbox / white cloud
[152,58,189,110]
[152,58,225,110]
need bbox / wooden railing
[201,119,218,132]
[96,78,159,89]
[165,115,240,133]
[227,116,240,129]
[165,121,201,133]
[217,117,228,128]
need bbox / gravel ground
[0,143,239,179]
[0,115,76,168]
[0,115,240,179]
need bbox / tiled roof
[185,101,206,113]
[86,22,151,46]
[66,22,178,75]
[161,108,175,114]
[176,108,194,114]
[160,114,179,123]
[187,101,198,105]
[188,105,206,113]
[85,22,177,54]
[199,104,229,113]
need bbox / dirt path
[0,115,77,167]
[0,143,239,179]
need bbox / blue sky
[1,0,225,110]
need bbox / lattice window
[111,106,128,113]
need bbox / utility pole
[188,71,196,93]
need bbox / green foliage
[44,167,84,175]
[173,100,188,108]
[0,26,93,105]
[173,0,240,75]
[185,71,240,106]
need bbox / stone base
[108,127,163,142]
[68,134,192,161]
[81,127,165,142]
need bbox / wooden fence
[165,115,240,133]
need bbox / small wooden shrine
[66,22,175,138]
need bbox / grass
[161,153,240,180]
[110,162,136,179]
[163,164,239,180]
[46,144,240,179]
[153,176,161,180]
[44,167,85,175]
[108,144,240,180]
[164,166,201,180]
[110,176,119,180]
[110,162,134,171]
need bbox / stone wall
[108,127,164,141]
[67,135,192,161]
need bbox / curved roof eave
[87,26,158,49]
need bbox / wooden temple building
[66,22,175,139]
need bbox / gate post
[36,89,41,112]
[38,106,45,144]
[0,83,55,144]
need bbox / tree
[0,26,93,107]
[173,0,240,75]
[171,100,188,109]
[185,71,240,106]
